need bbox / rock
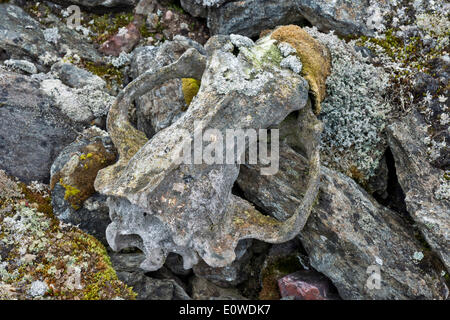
[27,281,49,298]
[0,69,79,183]
[206,0,307,38]
[95,32,321,272]
[278,270,339,300]
[53,0,138,8]
[237,144,448,299]
[181,0,391,38]
[193,239,252,287]
[191,276,247,300]
[387,111,450,272]
[0,175,135,300]
[40,78,114,124]
[4,59,37,74]
[0,4,59,67]
[110,251,190,300]
[0,4,102,69]
[295,0,391,36]
[100,23,141,57]
[50,127,117,243]
[129,36,206,138]
[51,62,106,89]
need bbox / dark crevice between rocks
[373,147,409,217]
[376,148,449,285]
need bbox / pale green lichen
[0,174,136,300]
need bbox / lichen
[0,174,136,300]
[305,26,391,184]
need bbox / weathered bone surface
[95,33,323,271]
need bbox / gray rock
[52,0,138,8]
[387,112,450,272]
[206,0,307,38]
[237,144,448,299]
[191,276,247,300]
[50,127,117,244]
[193,239,253,287]
[0,69,79,183]
[296,0,390,36]
[95,34,321,272]
[4,59,37,74]
[40,78,114,124]
[0,3,102,68]
[51,62,106,89]
[110,251,191,300]
[181,0,391,38]
[0,4,59,67]
[130,36,206,138]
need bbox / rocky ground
[0,0,448,300]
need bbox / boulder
[237,144,448,299]
[387,111,450,272]
[180,0,392,38]
[0,4,102,69]
[50,127,117,244]
[0,69,79,183]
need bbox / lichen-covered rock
[51,62,106,89]
[305,27,391,183]
[204,0,308,38]
[50,127,117,244]
[40,78,114,124]
[181,0,392,38]
[95,33,321,272]
[387,111,450,272]
[4,59,37,74]
[0,3,102,69]
[0,69,79,183]
[130,36,206,138]
[237,144,448,299]
[0,174,135,300]
[54,0,138,8]
[0,4,59,67]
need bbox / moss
[259,255,303,300]
[82,60,124,88]
[181,78,201,109]
[0,175,136,299]
[51,142,117,210]
[88,12,135,44]
[271,25,332,114]
[168,3,185,14]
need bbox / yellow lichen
[271,25,331,114]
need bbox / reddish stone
[99,23,140,56]
[278,270,338,300]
